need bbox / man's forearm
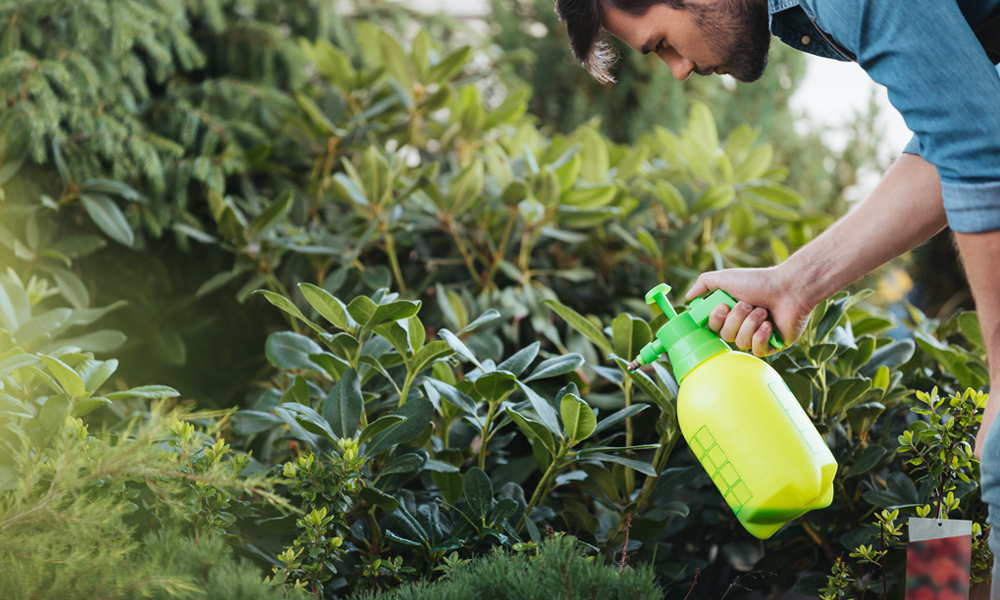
[782,153,947,305]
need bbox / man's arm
[686,153,946,356]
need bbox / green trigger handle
[645,285,784,350]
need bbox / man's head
[555,0,771,84]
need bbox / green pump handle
[631,285,783,371]
[685,290,784,350]
[645,284,782,349]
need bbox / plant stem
[633,426,680,511]
[517,449,565,531]
[624,378,633,447]
[487,207,519,287]
[398,371,415,407]
[445,217,480,283]
[384,232,407,296]
[478,402,499,469]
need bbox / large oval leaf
[265,332,323,370]
[524,353,584,382]
[474,370,516,404]
[367,397,433,456]
[80,193,134,247]
[298,283,353,331]
[560,393,596,443]
[464,467,493,520]
[323,368,363,439]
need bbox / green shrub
[242,284,654,596]
[0,272,297,599]
[352,535,665,600]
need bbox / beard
[689,0,771,82]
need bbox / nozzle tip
[627,359,641,372]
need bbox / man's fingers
[719,301,753,343]
[735,307,768,349]
[752,321,774,357]
[708,304,729,333]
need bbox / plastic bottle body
[678,351,837,539]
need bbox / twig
[619,514,632,572]
[683,568,701,600]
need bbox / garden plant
[0,0,993,598]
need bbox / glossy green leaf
[497,342,540,377]
[815,296,850,343]
[80,193,134,247]
[358,414,406,445]
[78,359,118,393]
[39,355,86,399]
[438,329,483,370]
[958,312,983,349]
[0,393,31,418]
[276,403,337,445]
[859,339,915,378]
[323,368,363,439]
[265,331,323,370]
[375,453,425,482]
[374,321,409,356]
[407,316,426,353]
[612,314,651,363]
[516,382,562,436]
[426,45,471,84]
[249,191,293,237]
[474,370,517,404]
[411,341,455,376]
[104,385,180,401]
[13,308,71,346]
[507,407,557,454]
[0,353,39,379]
[458,309,501,335]
[524,353,584,382]
[48,235,106,260]
[319,332,360,363]
[560,393,597,442]
[72,396,112,417]
[464,467,493,520]
[231,410,285,436]
[40,330,127,354]
[359,486,400,510]
[691,185,735,213]
[561,184,617,210]
[367,397,433,456]
[254,290,324,334]
[591,404,649,437]
[542,299,613,357]
[579,453,657,477]
[49,267,90,309]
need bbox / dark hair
[554,0,685,83]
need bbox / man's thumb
[686,273,718,300]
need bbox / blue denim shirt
[768,0,1000,233]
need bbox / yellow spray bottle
[628,283,837,539]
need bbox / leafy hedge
[0,2,992,599]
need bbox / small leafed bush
[352,535,664,600]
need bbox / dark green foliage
[0,3,993,599]
[352,535,665,600]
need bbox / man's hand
[686,266,816,357]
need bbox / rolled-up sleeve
[802,0,1000,233]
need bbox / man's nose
[660,53,696,80]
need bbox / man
[555,0,1000,591]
